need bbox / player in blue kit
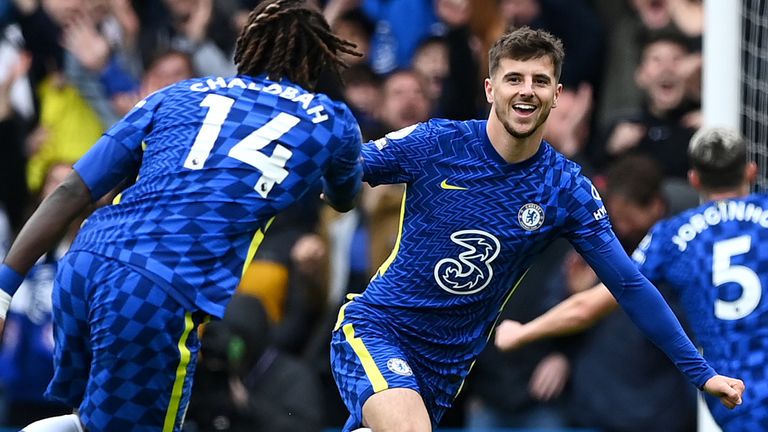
[496,127,768,431]
[329,27,744,432]
[0,1,363,431]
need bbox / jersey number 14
[183,93,299,198]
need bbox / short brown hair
[488,26,565,80]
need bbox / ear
[746,161,758,185]
[484,77,494,104]
[688,169,701,190]
[553,83,563,107]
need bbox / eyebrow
[502,72,552,82]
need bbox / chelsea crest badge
[518,203,545,231]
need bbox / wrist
[0,264,24,297]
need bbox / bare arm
[495,283,617,351]
[0,171,93,333]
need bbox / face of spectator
[499,0,540,27]
[631,0,671,29]
[344,83,382,118]
[334,19,370,65]
[636,40,688,113]
[143,53,195,93]
[606,194,664,249]
[380,71,431,130]
[412,41,448,103]
[163,0,198,21]
[485,56,561,140]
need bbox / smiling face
[635,39,688,114]
[485,56,562,140]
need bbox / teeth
[513,104,536,110]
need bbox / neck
[486,109,544,164]
[701,183,750,203]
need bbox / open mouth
[512,103,537,117]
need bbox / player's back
[71,74,361,317]
[636,193,768,377]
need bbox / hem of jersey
[65,248,219,317]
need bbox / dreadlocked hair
[234,0,361,91]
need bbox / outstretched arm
[0,171,93,331]
[495,283,617,351]
[579,237,743,409]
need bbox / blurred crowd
[0,0,710,431]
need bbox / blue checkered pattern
[46,251,206,432]
[633,194,768,429]
[71,74,361,318]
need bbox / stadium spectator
[594,29,699,179]
[498,0,604,90]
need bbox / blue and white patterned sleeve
[323,106,363,210]
[562,171,616,251]
[74,88,169,200]
[361,121,438,186]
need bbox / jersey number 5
[713,235,762,320]
[183,93,300,198]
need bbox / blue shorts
[47,251,207,432]
[330,300,466,431]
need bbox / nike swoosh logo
[440,179,468,190]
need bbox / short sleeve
[74,87,168,200]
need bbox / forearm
[4,171,92,274]
[522,284,617,342]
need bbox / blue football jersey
[632,194,768,427]
[70,74,362,318]
[351,119,614,365]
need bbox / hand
[606,122,645,156]
[181,0,213,43]
[62,13,111,72]
[529,353,569,402]
[702,375,745,409]
[290,233,326,275]
[109,0,140,48]
[494,319,525,351]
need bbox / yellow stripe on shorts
[163,312,195,432]
[343,323,388,393]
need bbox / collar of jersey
[478,120,549,171]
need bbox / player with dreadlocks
[2,1,363,431]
